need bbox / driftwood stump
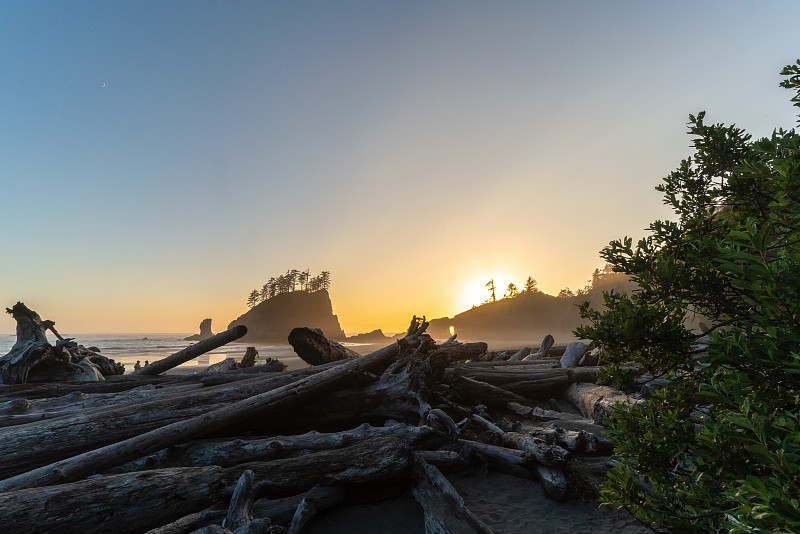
[0,302,123,384]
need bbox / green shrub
[576,60,800,533]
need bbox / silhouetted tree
[505,282,518,298]
[319,271,331,291]
[524,276,539,293]
[247,289,259,308]
[259,283,269,302]
[485,279,496,302]
[557,287,575,298]
[289,269,300,291]
[299,269,310,291]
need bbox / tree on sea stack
[505,282,518,298]
[246,289,259,308]
[576,60,800,533]
[524,276,539,294]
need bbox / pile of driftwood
[0,305,642,534]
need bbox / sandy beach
[301,470,649,533]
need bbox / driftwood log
[136,325,248,376]
[288,326,360,365]
[0,467,225,534]
[566,382,644,422]
[0,318,430,491]
[109,422,444,473]
[0,319,636,531]
[412,455,494,534]
[0,437,414,534]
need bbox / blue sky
[1,1,799,334]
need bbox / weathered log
[203,358,240,374]
[0,466,225,534]
[288,327,360,365]
[0,356,372,480]
[222,437,414,500]
[1,437,414,533]
[507,403,614,453]
[532,464,568,502]
[251,486,345,526]
[136,325,248,376]
[198,360,287,387]
[0,318,430,490]
[412,455,494,534]
[506,347,531,362]
[110,422,443,473]
[457,439,531,466]
[0,374,197,401]
[578,346,601,367]
[450,365,598,399]
[433,342,489,364]
[530,334,555,359]
[559,341,588,368]
[224,470,255,531]
[470,414,571,468]
[452,374,530,406]
[240,347,258,368]
[525,424,600,454]
[0,381,204,428]
[566,382,644,422]
[144,508,227,534]
[287,494,317,534]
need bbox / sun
[456,274,516,314]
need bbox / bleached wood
[0,319,430,491]
[412,455,494,534]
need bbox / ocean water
[0,332,351,373]
[0,332,388,374]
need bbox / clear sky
[1,1,799,335]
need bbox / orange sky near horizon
[2,3,799,337]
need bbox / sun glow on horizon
[457,274,517,315]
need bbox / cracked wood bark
[197,360,287,387]
[449,365,598,399]
[0,354,374,480]
[110,423,443,473]
[220,437,414,500]
[450,374,530,406]
[288,327,361,365]
[224,470,255,531]
[136,325,248,376]
[566,382,644,422]
[0,318,429,491]
[412,455,494,534]
[0,466,225,534]
[0,374,198,401]
[0,382,204,428]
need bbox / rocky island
[228,289,346,343]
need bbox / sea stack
[228,289,346,343]
[184,318,214,341]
